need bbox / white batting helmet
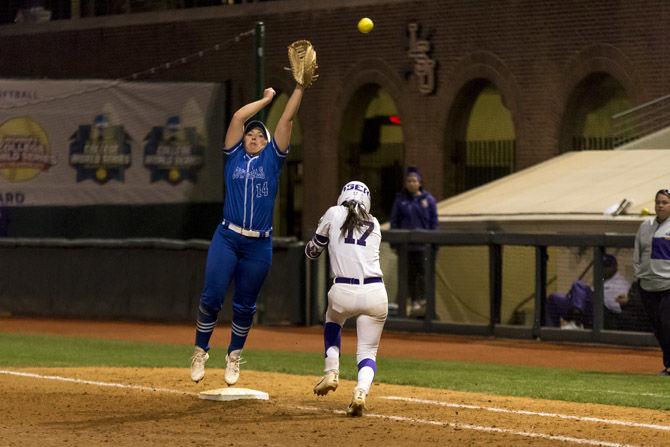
[337,180,371,211]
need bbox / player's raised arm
[224,87,276,149]
[274,85,304,153]
[275,39,318,153]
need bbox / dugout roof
[436,149,670,234]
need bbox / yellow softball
[168,168,181,183]
[95,167,107,182]
[357,17,374,34]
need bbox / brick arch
[557,44,642,152]
[437,51,523,145]
[265,72,294,100]
[560,44,643,107]
[264,73,302,137]
[329,58,408,221]
[436,51,522,197]
[331,57,408,145]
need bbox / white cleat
[313,370,339,396]
[190,346,209,383]
[224,350,243,386]
[346,387,366,417]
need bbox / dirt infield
[1,317,669,446]
[2,367,669,447]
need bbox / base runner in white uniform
[305,180,388,417]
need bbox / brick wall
[1,0,668,236]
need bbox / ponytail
[340,201,371,237]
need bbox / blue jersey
[221,138,287,232]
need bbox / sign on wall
[0,79,223,206]
[407,22,436,95]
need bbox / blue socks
[229,312,254,353]
[195,304,218,351]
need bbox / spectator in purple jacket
[390,166,438,317]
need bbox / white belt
[222,220,271,238]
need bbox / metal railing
[453,139,515,191]
[571,136,615,151]
[612,94,670,147]
[379,229,656,347]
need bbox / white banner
[0,79,223,206]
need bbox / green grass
[1,332,669,410]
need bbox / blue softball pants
[195,224,272,352]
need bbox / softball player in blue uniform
[190,84,305,385]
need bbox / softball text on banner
[0,79,224,206]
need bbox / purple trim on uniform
[357,358,377,373]
[334,277,359,284]
[334,277,383,285]
[323,322,341,355]
[314,233,329,246]
[652,237,670,260]
[305,241,323,259]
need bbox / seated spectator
[546,280,592,329]
[545,254,630,329]
[604,281,654,332]
[602,255,631,314]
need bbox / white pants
[326,282,388,364]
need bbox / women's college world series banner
[0,79,224,207]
